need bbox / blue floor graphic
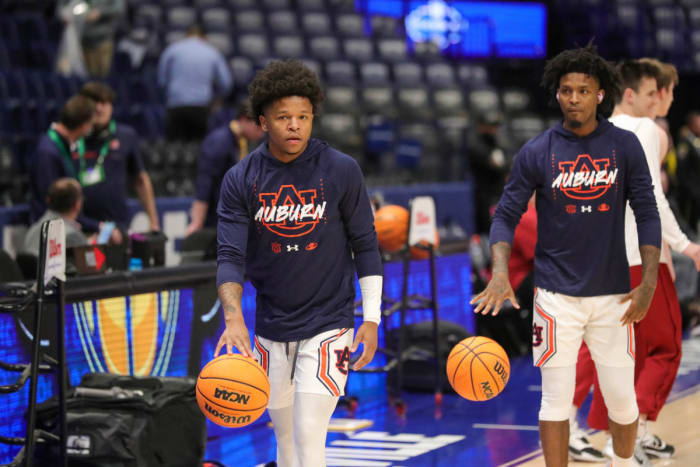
[205,336,700,467]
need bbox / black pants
[166,106,209,141]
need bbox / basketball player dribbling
[214,60,383,467]
[471,45,662,467]
[570,59,700,463]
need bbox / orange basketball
[374,205,409,253]
[446,336,510,401]
[196,354,270,427]
[410,229,440,260]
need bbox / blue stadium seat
[432,87,466,117]
[268,10,298,33]
[324,85,359,114]
[324,60,356,84]
[300,12,332,35]
[468,87,500,114]
[396,86,433,121]
[424,62,456,87]
[193,0,224,8]
[261,0,292,10]
[167,6,197,29]
[501,88,531,114]
[655,28,684,53]
[134,4,163,29]
[392,62,423,86]
[456,63,489,87]
[272,35,306,58]
[201,8,231,32]
[309,36,341,61]
[235,9,266,33]
[297,0,326,11]
[335,13,366,37]
[301,58,323,78]
[376,38,407,62]
[207,32,234,57]
[164,30,186,46]
[360,85,396,117]
[226,0,257,8]
[370,15,401,38]
[237,33,269,59]
[343,37,374,61]
[688,7,700,28]
[359,62,390,85]
[508,114,546,148]
[229,56,254,87]
[652,6,686,28]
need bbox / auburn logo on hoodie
[254,184,327,237]
[551,154,618,200]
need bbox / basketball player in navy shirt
[214,60,383,467]
[472,46,661,467]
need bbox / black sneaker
[640,432,675,458]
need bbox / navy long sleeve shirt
[490,119,661,296]
[195,125,240,228]
[216,138,382,341]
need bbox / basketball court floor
[204,335,700,466]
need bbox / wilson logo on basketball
[552,154,618,200]
[214,387,251,405]
[255,185,326,238]
[481,381,494,399]
[493,361,508,384]
[203,402,251,425]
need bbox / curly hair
[248,60,324,125]
[541,45,621,116]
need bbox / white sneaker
[569,429,606,462]
[603,438,652,466]
[640,431,675,458]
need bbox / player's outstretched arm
[215,282,252,358]
[619,244,659,325]
[470,242,519,316]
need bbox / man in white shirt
[570,59,700,464]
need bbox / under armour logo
[287,244,299,252]
[581,205,592,213]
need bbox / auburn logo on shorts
[334,346,351,375]
[532,323,544,347]
[255,184,327,238]
[551,154,618,200]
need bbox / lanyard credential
[94,120,117,169]
[47,128,84,177]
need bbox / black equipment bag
[34,373,206,467]
[387,320,471,392]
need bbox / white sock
[637,417,648,440]
[293,392,338,467]
[569,404,578,429]
[268,405,294,467]
[612,452,633,466]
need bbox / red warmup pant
[574,264,682,430]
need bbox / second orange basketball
[446,336,510,401]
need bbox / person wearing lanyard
[29,95,97,229]
[185,100,264,236]
[79,82,160,243]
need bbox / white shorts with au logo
[252,328,354,409]
[532,288,635,368]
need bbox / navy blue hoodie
[216,138,382,341]
[490,118,661,296]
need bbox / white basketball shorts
[252,328,354,409]
[532,288,635,368]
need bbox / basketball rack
[351,197,443,407]
[0,220,68,467]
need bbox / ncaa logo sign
[405,0,466,50]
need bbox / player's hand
[351,321,378,370]
[619,282,655,325]
[185,221,202,237]
[682,242,700,271]
[214,313,252,358]
[470,272,519,316]
[109,227,123,245]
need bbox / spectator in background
[676,111,700,233]
[81,0,125,77]
[158,24,233,142]
[466,111,510,234]
[29,95,95,225]
[22,178,91,257]
[79,81,160,243]
[185,100,264,236]
[58,0,126,77]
